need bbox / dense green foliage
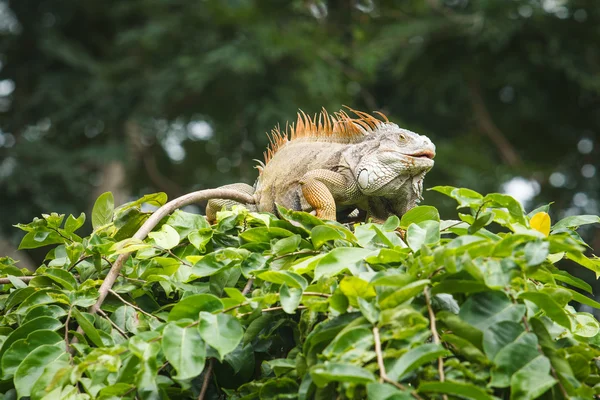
[1,0,599,253]
[0,187,599,399]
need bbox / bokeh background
[0,1,598,278]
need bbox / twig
[241,278,254,295]
[373,326,424,399]
[86,188,254,316]
[270,250,320,261]
[0,276,35,285]
[65,307,72,357]
[198,359,214,400]
[108,289,165,321]
[166,249,192,267]
[222,292,330,314]
[238,305,308,318]
[424,287,447,400]
[97,308,129,338]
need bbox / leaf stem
[108,289,165,321]
[0,276,34,284]
[424,287,448,400]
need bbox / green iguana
[206,108,435,223]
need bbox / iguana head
[354,123,435,198]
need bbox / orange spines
[260,107,388,169]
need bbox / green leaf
[524,240,549,266]
[148,224,180,250]
[161,322,206,381]
[519,291,572,329]
[482,321,524,360]
[314,248,374,279]
[1,330,63,379]
[459,292,526,331]
[0,317,62,360]
[367,383,413,400]
[280,283,302,314]
[489,332,540,388]
[322,327,373,361]
[64,213,86,233]
[198,312,243,361]
[14,344,68,398]
[468,211,494,234]
[311,225,345,249]
[71,308,104,347]
[271,234,301,256]
[379,280,430,309]
[431,280,489,295]
[310,362,375,387]
[357,298,379,324]
[92,192,114,230]
[18,230,65,250]
[399,206,440,229]
[482,193,528,226]
[406,221,440,252]
[418,381,497,400]
[386,343,448,381]
[572,312,600,337]
[566,252,600,278]
[259,377,299,399]
[429,186,483,208]
[510,356,556,400]
[339,276,376,307]
[166,209,210,238]
[552,270,592,293]
[44,268,78,290]
[552,215,600,231]
[566,288,600,309]
[168,294,223,322]
[258,270,307,290]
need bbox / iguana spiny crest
[206,108,435,223]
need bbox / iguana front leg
[299,169,353,220]
[206,183,256,223]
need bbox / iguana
[206,108,435,223]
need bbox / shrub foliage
[1,187,600,399]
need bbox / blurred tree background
[0,0,598,272]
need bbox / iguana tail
[206,183,257,222]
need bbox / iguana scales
[206,108,435,223]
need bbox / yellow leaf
[530,212,551,237]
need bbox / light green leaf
[1,330,63,379]
[14,344,68,398]
[379,280,430,309]
[198,312,243,361]
[406,221,440,252]
[64,213,86,233]
[311,225,345,249]
[400,206,440,229]
[161,323,206,381]
[271,234,301,255]
[168,294,223,322]
[258,270,307,290]
[280,284,302,314]
[310,362,375,387]
[148,224,180,250]
[91,192,114,230]
[386,343,448,381]
[552,215,600,231]
[523,240,549,266]
[314,248,374,279]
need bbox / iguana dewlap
[206,108,435,223]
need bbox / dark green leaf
[161,322,206,381]
[198,312,243,360]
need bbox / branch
[198,359,214,400]
[87,189,254,316]
[373,327,424,400]
[424,287,447,400]
[108,289,165,321]
[468,81,522,167]
[0,276,34,284]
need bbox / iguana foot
[206,183,256,223]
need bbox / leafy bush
[1,187,600,400]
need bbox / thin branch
[468,81,521,167]
[238,305,308,318]
[86,188,254,316]
[373,326,424,399]
[424,287,447,400]
[108,289,165,321]
[270,250,320,261]
[222,292,330,314]
[198,359,214,400]
[0,276,35,285]
[241,278,254,295]
[97,308,129,338]
[65,307,73,358]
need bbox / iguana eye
[399,133,406,140]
